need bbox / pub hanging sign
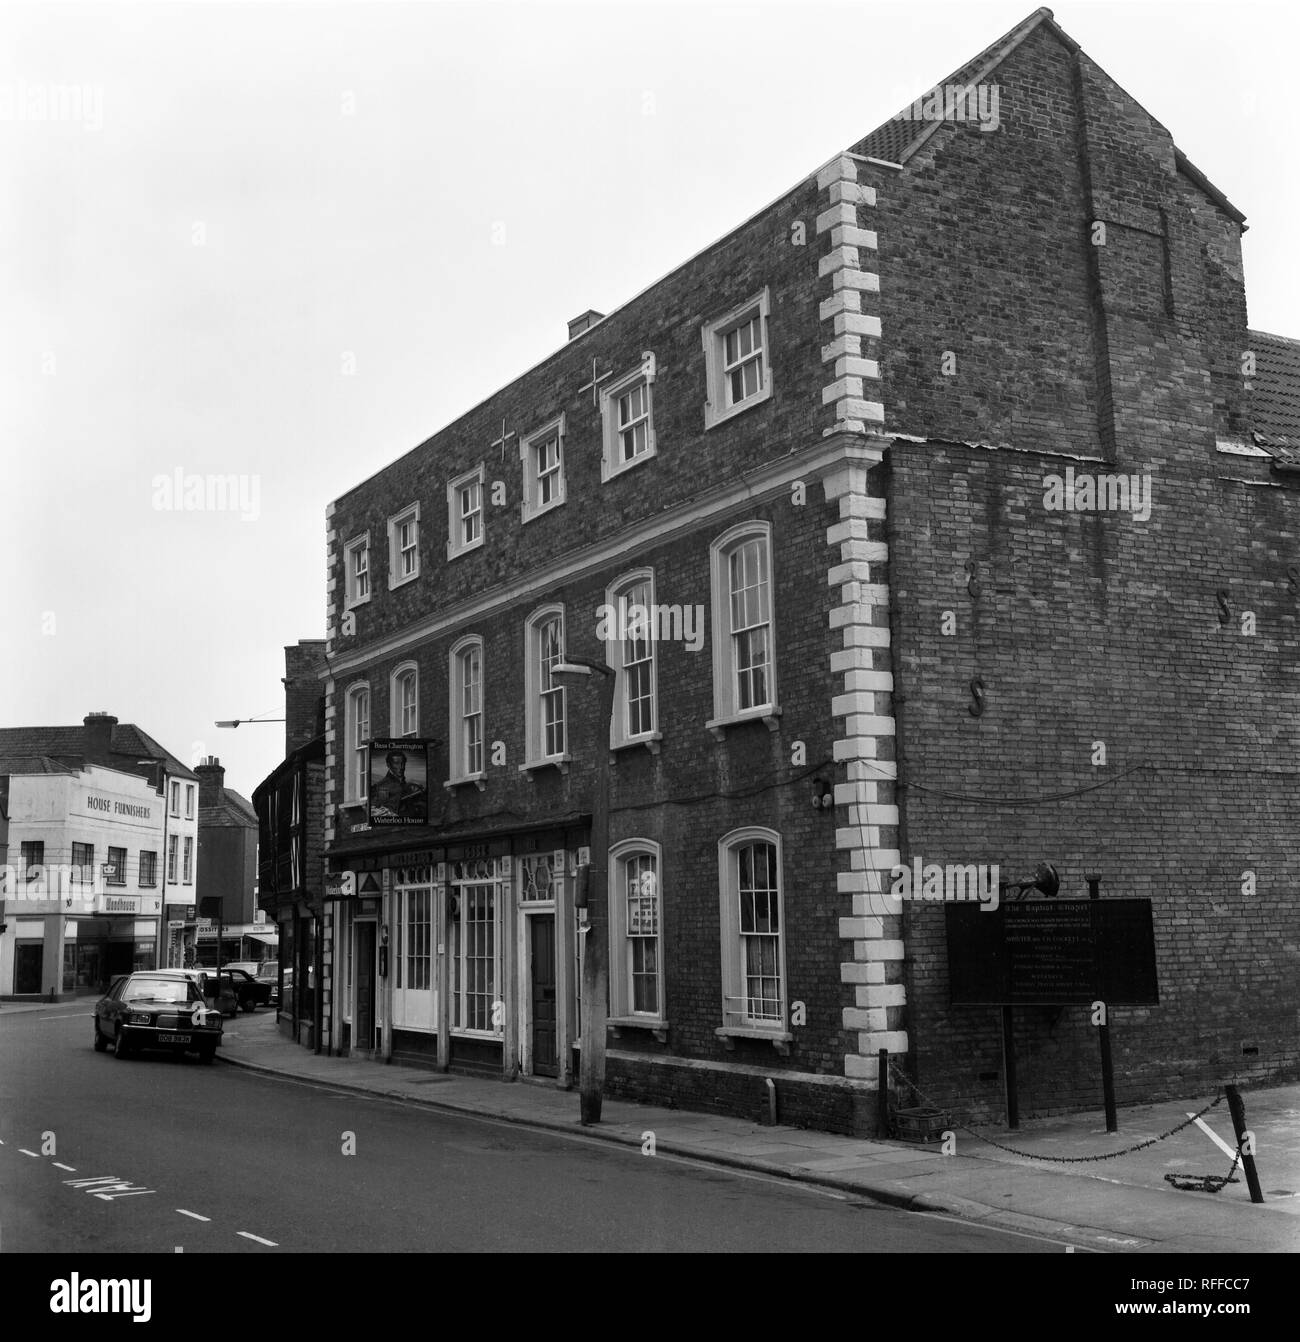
[367,739,430,827]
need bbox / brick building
[253,640,328,1047]
[192,757,264,968]
[314,8,1300,1129]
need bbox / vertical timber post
[1224,1086,1265,1204]
[1088,874,1118,1133]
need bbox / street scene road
[0,1008,1062,1254]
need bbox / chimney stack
[283,640,329,756]
[567,309,605,342]
[195,756,225,809]
[83,712,118,762]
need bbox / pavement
[10,997,1297,1252]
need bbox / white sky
[2,0,1296,800]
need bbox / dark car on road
[93,970,223,1063]
[215,967,273,1014]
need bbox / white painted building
[0,759,200,997]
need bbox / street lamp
[549,654,615,1125]
[215,718,285,728]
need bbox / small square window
[387,505,420,589]
[447,465,486,559]
[520,415,567,523]
[600,355,658,482]
[703,290,772,429]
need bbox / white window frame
[387,504,420,590]
[447,464,486,559]
[519,414,567,523]
[521,605,568,770]
[604,568,660,751]
[707,520,780,735]
[447,635,486,785]
[169,781,181,816]
[716,827,790,1046]
[392,866,435,1033]
[344,682,371,804]
[345,533,371,608]
[600,354,657,481]
[166,834,178,885]
[390,662,419,737]
[449,864,503,1038]
[185,784,195,819]
[702,288,772,429]
[608,839,666,1029]
[182,836,194,886]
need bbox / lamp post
[550,654,615,1125]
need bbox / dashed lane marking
[19,1149,39,1158]
[177,1210,210,1222]
[52,1163,76,1171]
[236,1231,277,1247]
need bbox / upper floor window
[600,354,657,481]
[182,836,194,885]
[520,415,566,523]
[71,841,94,885]
[447,465,485,559]
[345,534,371,607]
[106,846,127,886]
[387,505,420,588]
[449,636,485,781]
[709,521,778,729]
[139,850,157,887]
[20,840,44,880]
[718,828,786,1033]
[391,663,419,737]
[609,840,664,1022]
[167,834,179,884]
[345,683,371,804]
[169,781,181,816]
[523,606,566,766]
[185,784,195,819]
[604,570,658,748]
[702,289,772,429]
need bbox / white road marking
[176,1209,210,1222]
[19,1149,39,1158]
[1188,1114,1238,1161]
[52,1162,76,1171]
[237,1231,278,1246]
[40,1014,93,1021]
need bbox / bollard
[1224,1086,1265,1204]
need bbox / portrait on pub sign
[367,739,429,826]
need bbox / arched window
[449,636,485,781]
[717,827,786,1031]
[390,662,419,738]
[608,839,664,1022]
[345,683,370,803]
[524,605,566,765]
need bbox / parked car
[252,961,281,1006]
[216,967,273,1014]
[93,970,223,1063]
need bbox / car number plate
[158,1033,192,1044]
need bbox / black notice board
[946,899,1159,1006]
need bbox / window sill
[608,1016,669,1044]
[343,594,372,610]
[601,449,656,484]
[715,1025,793,1056]
[610,732,662,760]
[444,774,487,793]
[704,385,772,432]
[450,1029,505,1042]
[520,498,566,526]
[705,707,781,741]
[387,572,420,591]
[446,537,484,561]
[519,755,571,778]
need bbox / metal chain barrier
[887,1058,1229,1164]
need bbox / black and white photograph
[0,0,1297,1308]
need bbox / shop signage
[366,739,430,826]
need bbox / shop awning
[246,931,279,945]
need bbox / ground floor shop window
[449,863,501,1035]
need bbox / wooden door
[530,915,558,1077]
[355,922,376,1053]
